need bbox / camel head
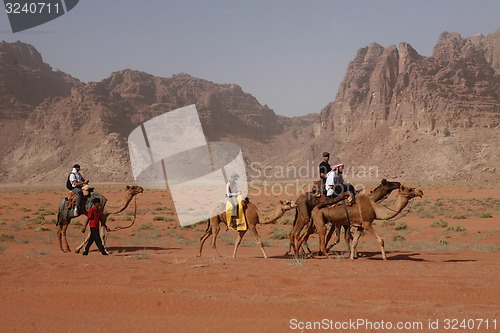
[125,185,144,196]
[381,178,401,190]
[398,185,423,199]
[311,180,322,194]
[280,199,297,210]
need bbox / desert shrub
[138,223,154,230]
[270,227,289,240]
[0,233,15,242]
[35,227,50,232]
[394,222,408,230]
[380,220,395,227]
[479,213,492,218]
[430,220,448,227]
[289,254,306,268]
[447,225,466,232]
[438,238,448,245]
[153,216,166,221]
[127,252,149,260]
[452,215,467,219]
[34,209,55,216]
[392,235,406,241]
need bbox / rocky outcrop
[0,41,80,119]
[0,29,499,184]
[315,29,499,181]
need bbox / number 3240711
[5,2,61,14]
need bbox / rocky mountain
[0,29,498,185]
[313,28,499,181]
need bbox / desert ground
[0,180,498,333]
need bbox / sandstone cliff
[0,29,498,184]
[313,29,499,181]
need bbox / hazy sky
[1,0,499,116]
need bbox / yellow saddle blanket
[225,195,247,231]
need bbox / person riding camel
[326,163,356,205]
[226,173,241,229]
[318,151,332,196]
[68,164,90,216]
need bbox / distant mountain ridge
[0,29,498,184]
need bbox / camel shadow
[363,251,426,261]
[105,246,181,254]
[361,251,477,262]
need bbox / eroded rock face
[0,41,80,119]
[320,29,499,138]
[315,29,499,181]
[0,29,499,184]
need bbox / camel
[56,185,144,253]
[297,185,423,260]
[198,199,297,258]
[286,179,401,256]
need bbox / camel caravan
[57,162,423,260]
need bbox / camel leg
[316,222,330,259]
[286,225,296,256]
[75,232,91,253]
[57,223,67,252]
[248,224,268,258]
[197,222,212,257]
[325,224,341,252]
[288,215,307,256]
[343,226,354,258]
[296,222,315,257]
[209,222,222,257]
[350,227,364,260]
[59,223,71,253]
[232,230,247,258]
[100,225,109,254]
[362,222,386,260]
[285,210,299,255]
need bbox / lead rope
[383,197,415,222]
[108,196,138,232]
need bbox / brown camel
[56,185,144,253]
[198,199,297,258]
[297,185,423,260]
[286,179,401,255]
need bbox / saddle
[65,191,77,209]
[225,195,247,231]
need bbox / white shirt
[325,171,335,197]
[69,168,84,188]
[226,180,239,197]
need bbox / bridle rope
[109,196,138,232]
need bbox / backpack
[66,173,75,190]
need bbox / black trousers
[83,227,106,255]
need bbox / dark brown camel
[286,179,401,255]
[297,185,423,260]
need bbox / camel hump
[84,192,107,211]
